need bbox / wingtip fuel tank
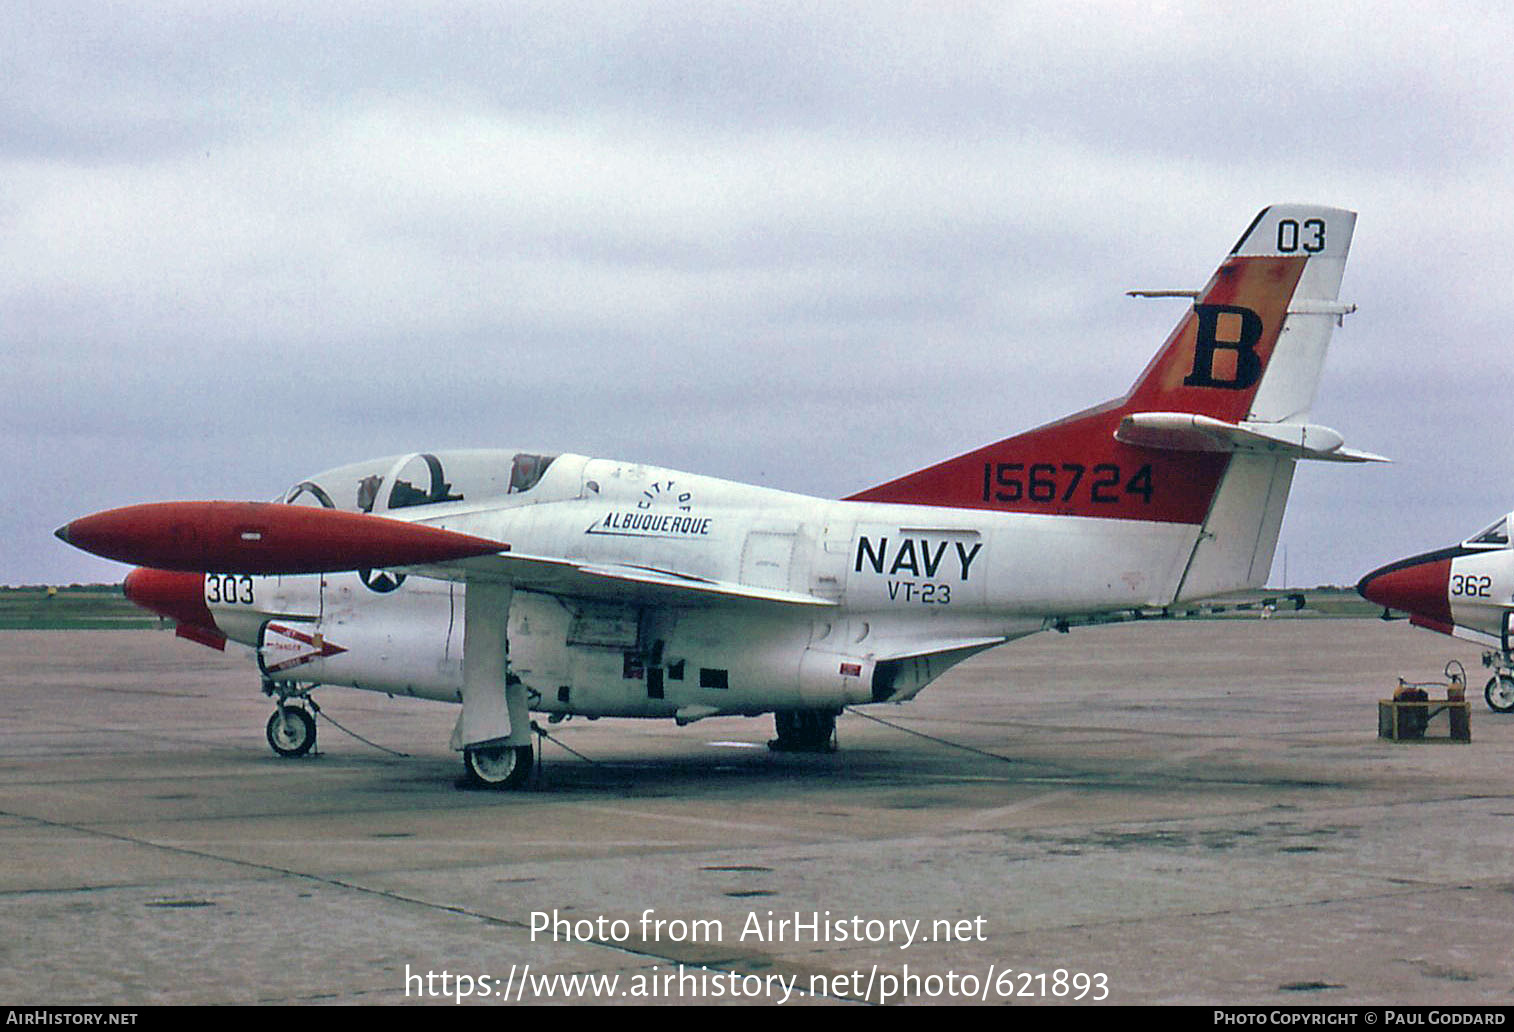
[57,500,506,575]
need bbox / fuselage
[185,448,1207,719]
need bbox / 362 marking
[1452,574,1492,599]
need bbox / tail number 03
[1276,218,1325,254]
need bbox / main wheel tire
[1486,675,1514,713]
[266,707,317,757]
[767,710,838,753]
[463,743,533,789]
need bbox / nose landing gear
[266,706,317,757]
[1484,652,1514,714]
[263,680,318,758]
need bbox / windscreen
[280,451,559,513]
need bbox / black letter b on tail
[1184,304,1264,390]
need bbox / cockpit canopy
[281,450,558,514]
[1465,514,1512,549]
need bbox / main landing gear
[767,709,839,753]
[462,742,534,789]
[1485,651,1514,714]
[263,681,317,758]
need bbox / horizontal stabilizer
[1128,290,1356,323]
[1115,412,1389,463]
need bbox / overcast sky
[7,1,1512,588]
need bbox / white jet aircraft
[1358,514,1514,712]
[57,204,1382,788]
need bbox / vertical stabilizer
[1233,206,1356,424]
[847,204,1367,600]
[1172,206,1358,599]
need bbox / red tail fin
[847,205,1354,525]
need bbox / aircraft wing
[411,552,840,608]
[55,500,837,608]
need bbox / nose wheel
[262,680,319,757]
[266,705,317,757]
[1486,674,1514,714]
[1483,652,1514,714]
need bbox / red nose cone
[123,567,214,629]
[1357,555,1453,625]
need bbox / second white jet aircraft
[1359,513,1514,712]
